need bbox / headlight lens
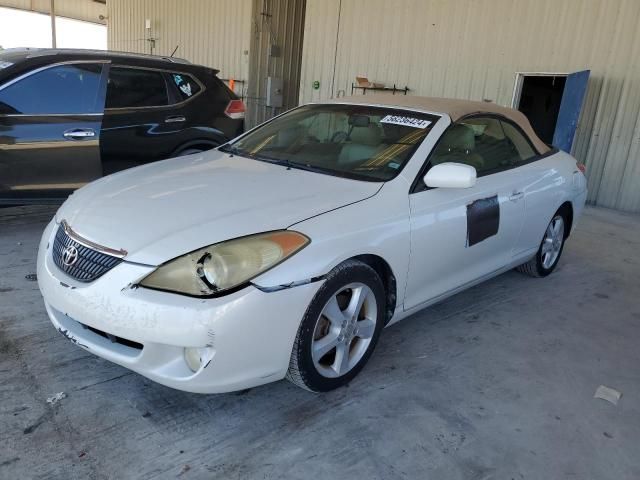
[139,231,309,296]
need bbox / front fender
[252,180,411,303]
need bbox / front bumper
[37,220,323,393]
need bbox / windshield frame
[221,103,442,183]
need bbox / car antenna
[170,45,179,57]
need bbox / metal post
[50,0,56,48]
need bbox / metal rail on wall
[351,83,411,95]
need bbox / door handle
[63,128,96,140]
[509,191,524,202]
[165,115,186,123]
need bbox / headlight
[139,231,309,296]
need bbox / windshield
[223,104,440,181]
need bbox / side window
[429,117,511,175]
[428,116,539,180]
[500,120,536,163]
[0,64,103,115]
[170,73,201,102]
[105,67,168,109]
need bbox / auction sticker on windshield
[380,115,431,129]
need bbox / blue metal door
[552,70,590,153]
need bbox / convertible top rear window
[224,104,440,181]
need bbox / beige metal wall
[107,0,251,88]
[0,0,106,24]
[300,0,640,213]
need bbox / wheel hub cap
[340,320,357,341]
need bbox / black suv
[0,48,245,204]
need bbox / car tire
[176,148,205,157]
[286,260,386,392]
[517,208,568,278]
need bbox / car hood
[56,151,381,265]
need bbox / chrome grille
[52,225,122,282]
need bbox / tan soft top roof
[327,95,550,154]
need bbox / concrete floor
[0,205,639,480]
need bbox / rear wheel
[286,260,385,392]
[517,211,566,277]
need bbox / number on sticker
[380,115,431,129]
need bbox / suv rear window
[170,73,201,101]
[106,67,168,109]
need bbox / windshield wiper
[220,145,293,168]
[219,144,244,156]
[221,146,377,181]
[250,152,294,169]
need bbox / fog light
[184,347,203,372]
[184,347,214,373]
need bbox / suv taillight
[224,100,245,119]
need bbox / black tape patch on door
[466,195,500,247]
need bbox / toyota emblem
[62,245,79,267]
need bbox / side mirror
[424,162,477,189]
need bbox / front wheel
[517,211,566,277]
[286,260,385,392]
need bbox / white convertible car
[37,96,587,393]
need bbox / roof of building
[329,95,550,154]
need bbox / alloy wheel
[311,282,378,378]
[541,215,565,269]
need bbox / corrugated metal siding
[299,0,340,102]
[300,0,640,212]
[107,0,251,91]
[0,0,106,23]
[246,0,306,127]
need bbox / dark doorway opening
[515,75,566,145]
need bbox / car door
[499,119,563,256]
[100,66,180,175]
[0,61,108,202]
[404,116,527,311]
